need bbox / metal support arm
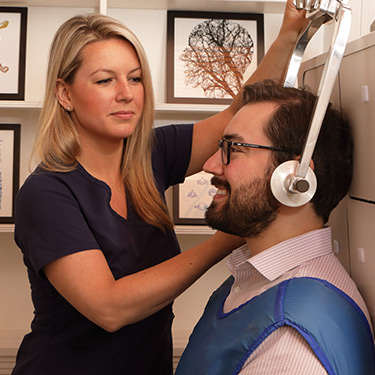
[271,0,352,207]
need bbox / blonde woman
[13,3,306,374]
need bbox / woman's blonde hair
[33,13,173,231]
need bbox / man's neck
[245,204,324,256]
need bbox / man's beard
[205,170,279,238]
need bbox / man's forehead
[223,102,275,141]
[222,133,245,142]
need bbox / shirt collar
[228,227,333,281]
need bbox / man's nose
[203,149,224,176]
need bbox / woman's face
[60,38,145,148]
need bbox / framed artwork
[167,10,264,105]
[0,7,28,100]
[0,124,20,223]
[173,171,216,225]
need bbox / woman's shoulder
[17,163,109,208]
[152,124,194,161]
[153,123,193,143]
[22,164,73,184]
[18,164,85,199]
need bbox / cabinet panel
[300,62,341,107]
[347,198,375,330]
[327,197,350,274]
[300,33,375,332]
[301,33,375,202]
[339,44,375,202]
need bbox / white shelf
[0,101,227,114]
[174,225,215,235]
[156,103,228,114]
[1,224,214,234]
[0,225,15,233]
[0,329,27,357]
[0,101,42,109]
[1,0,287,13]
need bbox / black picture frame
[0,124,20,223]
[0,7,28,100]
[167,10,264,105]
[173,171,216,225]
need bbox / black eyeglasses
[218,138,290,165]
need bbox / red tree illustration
[180,19,254,99]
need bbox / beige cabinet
[300,31,375,331]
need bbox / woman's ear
[55,78,73,112]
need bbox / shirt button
[234,286,241,293]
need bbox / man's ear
[294,155,314,171]
[55,78,73,112]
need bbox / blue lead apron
[176,277,375,375]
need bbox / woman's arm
[186,0,308,176]
[44,231,244,332]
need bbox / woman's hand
[205,230,246,259]
[278,0,309,45]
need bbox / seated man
[176,80,375,375]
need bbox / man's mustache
[211,176,231,192]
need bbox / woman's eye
[129,76,143,84]
[96,78,112,85]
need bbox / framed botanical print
[0,7,27,100]
[173,171,216,225]
[0,124,20,223]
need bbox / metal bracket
[271,0,352,207]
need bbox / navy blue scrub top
[13,124,193,375]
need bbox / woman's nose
[116,81,134,102]
[203,149,224,176]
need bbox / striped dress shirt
[223,227,373,375]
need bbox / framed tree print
[167,10,264,105]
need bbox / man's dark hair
[242,79,353,223]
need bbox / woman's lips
[111,110,134,120]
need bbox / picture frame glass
[167,11,264,105]
[0,130,15,217]
[0,7,27,100]
[0,13,21,94]
[0,124,20,223]
[173,171,216,225]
